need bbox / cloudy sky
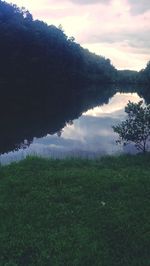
[6,0,150,70]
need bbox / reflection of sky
[0,93,143,165]
[83,92,142,117]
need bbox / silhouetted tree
[113,101,150,153]
[139,61,150,84]
[0,0,116,92]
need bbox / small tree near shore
[112,101,150,153]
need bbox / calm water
[0,91,143,165]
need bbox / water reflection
[0,83,115,154]
[0,92,142,165]
[84,92,141,117]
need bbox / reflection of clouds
[34,134,85,148]
[34,115,122,154]
[83,93,142,117]
[60,122,86,142]
[0,93,141,165]
[0,114,122,165]
[34,114,121,153]
[47,116,120,152]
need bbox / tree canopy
[139,61,150,84]
[0,0,117,88]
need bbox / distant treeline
[118,65,150,85]
[117,67,150,104]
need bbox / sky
[6,0,150,70]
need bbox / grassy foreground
[0,155,150,266]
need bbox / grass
[0,154,150,266]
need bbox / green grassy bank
[0,155,150,266]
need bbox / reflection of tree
[115,84,150,105]
[57,130,63,138]
[67,120,73,126]
[0,83,116,154]
[20,140,31,150]
[1,77,148,155]
[136,86,150,105]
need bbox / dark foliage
[113,101,150,153]
[0,0,116,89]
[139,61,150,84]
[117,70,138,84]
[117,63,150,86]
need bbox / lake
[0,85,144,165]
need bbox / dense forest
[139,61,150,84]
[117,70,138,84]
[0,0,117,87]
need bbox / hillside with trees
[139,61,150,84]
[117,70,138,84]
[135,62,150,104]
[0,0,116,88]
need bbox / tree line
[0,0,117,88]
[0,0,149,99]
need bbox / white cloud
[70,0,110,4]
[128,0,150,15]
